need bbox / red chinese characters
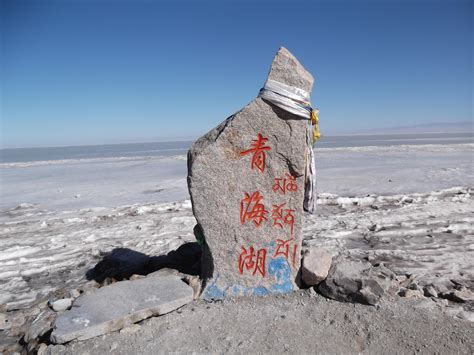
[271,202,295,236]
[240,133,271,173]
[274,238,298,267]
[272,173,297,194]
[237,132,301,279]
[238,246,267,277]
[240,191,268,227]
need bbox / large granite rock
[187,47,314,299]
[50,275,193,343]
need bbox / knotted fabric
[258,79,319,214]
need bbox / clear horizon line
[1,130,472,150]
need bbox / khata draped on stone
[187,47,316,299]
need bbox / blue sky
[1,0,472,148]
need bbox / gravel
[47,289,474,354]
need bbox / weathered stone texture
[187,48,314,298]
[301,247,332,286]
[318,260,397,305]
[51,276,193,343]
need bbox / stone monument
[187,47,317,299]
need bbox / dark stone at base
[318,260,397,305]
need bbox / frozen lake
[0,141,472,211]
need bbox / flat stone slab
[51,275,193,343]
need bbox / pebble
[423,286,438,298]
[49,298,73,312]
[399,289,424,299]
[68,289,81,299]
[37,343,48,355]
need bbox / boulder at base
[50,276,193,343]
[187,47,314,299]
[318,260,397,305]
[301,247,332,286]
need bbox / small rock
[398,274,417,289]
[37,343,48,355]
[101,277,118,286]
[433,298,449,307]
[83,280,100,289]
[49,298,73,312]
[81,280,100,295]
[146,268,183,278]
[359,287,380,306]
[441,288,474,303]
[27,305,42,318]
[23,309,56,342]
[423,285,438,298]
[301,248,332,286]
[27,341,39,354]
[401,289,425,299]
[396,275,408,283]
[183,275,202,300]
[68,289,81,299]
[129,274,146,280]
[430,278,455,295]
[91,249,101,258]
[407,283,423,292]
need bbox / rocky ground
[1,186,473,353]
[47,290,474,354]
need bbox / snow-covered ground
[1,143,472,211]
[0,143,472,312]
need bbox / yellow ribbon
[311,108,321,142]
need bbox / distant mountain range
[328,121,473,136]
